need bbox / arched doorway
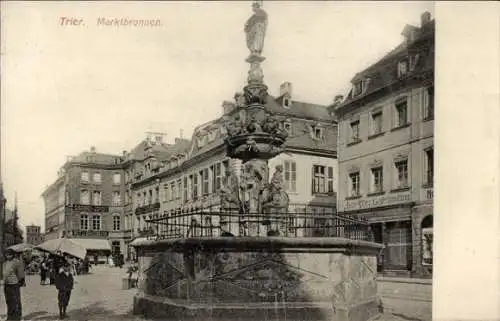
[421,215,433,267]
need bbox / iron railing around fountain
[143,211,374,242]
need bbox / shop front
[342,194,415,276]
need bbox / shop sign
[344,193,411,211]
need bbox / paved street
[0,265,143,321]
[0,265,420,321]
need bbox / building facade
[42,147,128,256]
[132,82,338,239]
[26,225,44,245]
[333,12,434,277]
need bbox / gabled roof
[336,19,435,112]
[187,95,336,159]
[70,151,122,165]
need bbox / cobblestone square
[0,265,419,321]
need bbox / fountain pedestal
[131,237,383,321]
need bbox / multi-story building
[132,82,338,238]
[42,146,128,257]
[26,224,44,245]
[332,12,434,277]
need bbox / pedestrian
[40,255,48,285]
[55,261,74,319]
[2,249,26,320]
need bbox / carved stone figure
[244,84,268,105]
[246,115,263,133]
[262,165,289,210]
[220,169,240,210]
[234,92,246,108]
[244,1,268,57]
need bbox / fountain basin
[131,236,384,321]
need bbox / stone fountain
[131,2,383,320]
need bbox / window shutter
[311,166,315,194]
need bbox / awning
[70,239,112,252]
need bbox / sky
[1,1,434,230]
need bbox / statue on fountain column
[220,168,241,211]
[244,1,268,58]
[262,164,289,210]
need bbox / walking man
[3,249,25,320]
[55,261,74,319]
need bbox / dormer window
[283,96,292,108]
[352,80,363,97]
[398,59,409,78]
[313,127,324,140]
[409,54,420,71]
[283,121,292,134]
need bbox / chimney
[122,150,127,157]
[90,146,96,153]
[279,82,292,98]
[421,12,431,27]
[154,135,163,144]
[333,95,344,106]
[222,100,236,115]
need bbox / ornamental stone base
[131,237,383,321]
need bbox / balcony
[69,230,109,238]
[68,204,109,213]
[135,202,160,215]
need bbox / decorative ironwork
[69,230,109,238]
[135,202,161,215]
[144,210,373,241]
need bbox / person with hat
[55,260,74,319]
[3,248,26,320]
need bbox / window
[349,172,360,197]
[80,214,88,230]
[395,99,408,128]
[170,182,176,201]
[284,160,297,192]
[424,86,434,120]
[283,97,291,108]
[93,172,102,184]
[154,187,159,203]
[349,120,360,142]
[397,60,409,78]
[370,112,383,136]
[283,121,292,134]
[425,148,434,186]
[81,171,89,183]
[353,80,363,96]
[91,215,101,230]
[177,179,182,199]
[113,215,121,231]
[192,174,198,200]
[212,163,222,192]
[395,160,409,189]
[312,165,334,194]
[327,166,334,193]
[201,169,209,195]
[410,54,420,71]
[370,167,384,193]
[313,127,324,140]
[112,191,121,206]
[93,191,102,205]
[80,190,90,205]
[113,173,121,185]
[148,189,153,204]
[183,177,188,201]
